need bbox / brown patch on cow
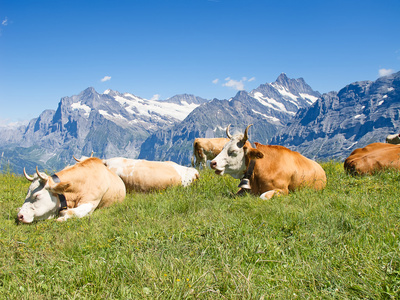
[247,143,326,196]
[55,157,126,209]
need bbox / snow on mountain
[112,92,200,121]
[271,71,400,160]
[249,73,321,118]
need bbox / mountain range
[1,72,399,174]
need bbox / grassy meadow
[1,162,400,299]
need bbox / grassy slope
[0,162,400,299]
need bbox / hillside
[2,163,400,298]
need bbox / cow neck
[244,160,256,180]
[238,159,256,190]
[51,174,68,211]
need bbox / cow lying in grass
[344,142,400,175]
[18,157,126,223]
[74,156,199,192]
[103,158,199,192]
[210,124,327,199]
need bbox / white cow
[103,158,199,192]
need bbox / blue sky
[1,0,399,125]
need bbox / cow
[344,142,400,175]
[386,133,400,144]
[191,137,230,168]
[210,124,327,200]
[102,157,199,192]
[17,157,126,223]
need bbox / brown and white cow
[18,157,126,223]
[386,133,400,144]
[344,142,400,175]
[103,158,199,192]
[210,125,327,199]
[191,138,230,168]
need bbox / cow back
[105,158,183,192]
[57,157,126,208]
[344,143,400,175]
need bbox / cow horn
[226,124,232,139]
[242,124,253,143]
[73,155,81,162]
[23,168,34,182]
[36,166,48,181]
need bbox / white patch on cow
[18,176,59,223]
[211,134,247,179]
[71,102,91,117]
[58,203,95,221]
[104,157,140,177]
[169,163,199,186]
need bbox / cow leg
[57,203,96,221]
[259,189,286,200]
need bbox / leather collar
[51,174,68,211]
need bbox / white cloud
[150,94,160,101]
[215,76,256,91]
[223,78,245,90]
[2,17,8,26]
[379,68,395,77]
[101,76,111,82]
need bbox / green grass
[1,162,400,299]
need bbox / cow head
[17,167,70,223]
[210,124,264,179]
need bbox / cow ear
[49,182,71,194]
[245,147,264,159]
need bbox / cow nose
[210,161,217,169]
[18,214,24,222]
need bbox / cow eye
[228,150,236,156]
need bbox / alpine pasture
[1,162,400,299]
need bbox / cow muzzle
[210,161,223,175]
[17,212,32,224]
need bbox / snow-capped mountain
[138,74,320,164]
[4,72,396,173]
[271,71,400,160]
[0,88,208,173]
[249,73,320,118]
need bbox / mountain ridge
[1,72,399,174]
